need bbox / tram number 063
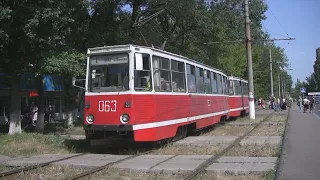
[98,100,117,112]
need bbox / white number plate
[98,100,117,112]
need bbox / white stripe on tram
[132,107,249,131]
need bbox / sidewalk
[277,106,320,180]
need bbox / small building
[0,73,67,123]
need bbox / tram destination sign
[90,54,128,66]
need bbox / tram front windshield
[89,54,129,92]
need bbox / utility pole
[270,47,273,97]
[278,72,281,98]
[244,0,255,119]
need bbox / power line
[268,5,290,37]
[203,38,295,44]
[262,22,289,38]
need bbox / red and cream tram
[81,44,248,142]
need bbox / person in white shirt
[303,98,310,113]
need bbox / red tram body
[81,45,249,143]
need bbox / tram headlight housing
[120,113,130,124]
[86,114,94,124]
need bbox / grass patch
[268,114,286,122]
[89,168,184,180]
[151,144,227,155]
[264,169,276,180]
[44,123,84,136]
[203,124,254,136]
[4,165,86,180]
[225,144,280,157]
[233,116,265,123]
[194,172,264,180]
[0,165,16,173]
[0,133,73,157]
[250,125,285,136]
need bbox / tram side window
[186,64,196,93]
[153,56,171,92]
[196,67,204,93]
[246,83,248,95]
[239,81,243,95]
[171,60,186,92]
[134,53,152,91]
[204,70,212,94]
[234,80,240,95]
[224,77,228,95]
[244,82,248,95]
[211,72,218,94]
[221,76,225,94]
[217,74,223,94]
[229,80,234,95]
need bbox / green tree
[0,0,88,134]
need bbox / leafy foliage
[40,52,86,77]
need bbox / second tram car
[79,44,248,143]
[228,76,249,117]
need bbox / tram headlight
[120,113,130,124]
[87,114,94,124]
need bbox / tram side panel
[133,94,190,141]
[190,95,228,129]
[229,96,244,117]
[243,95,249,114]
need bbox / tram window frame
[186,64,196,93]
[204,70,212,94]
[195,67,204,93]
[134,53,152,91]
[171,59,186,92]
[152,56,172,92]
[229,79,234,95]
[211,72,218,94]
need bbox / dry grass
[0,165,16,173]
[233,116,265,123]
[89,168,184,180]
[3,165,86,180]
[203,124,254,136]
[267,114,287,122]
[0,133,70,157]
[225,144,280,157]
[194,172,264,180]
[250,125,285,136]
[64,126,84,135]
[151,144,227,155]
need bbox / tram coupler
[118,130,128,136]
[87,129,94,135]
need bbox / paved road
[278,104,320,180]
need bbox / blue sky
[263,0,320,85]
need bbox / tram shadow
[63,138,161,155]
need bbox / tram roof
[87,44,247,79]
[229,76,248,83]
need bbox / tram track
[66,111,272,180]
[0,153,88,178]
[183,111,275,180]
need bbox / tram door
[240,81,245,110]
